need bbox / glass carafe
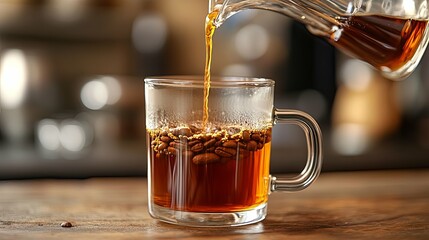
[209,0,429,80]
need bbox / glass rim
[144,75,275,87]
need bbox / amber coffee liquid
[149,127,272,212]
[202,10,217,128]
[331,15,428,71]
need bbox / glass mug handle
[270,109,323,192]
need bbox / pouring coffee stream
[208,0,429,80]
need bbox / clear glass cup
[144,76,322,227]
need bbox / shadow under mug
[145,76,322,227]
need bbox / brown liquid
[149,127,271,212]
[203,10,218,128]
[331,15,428,71]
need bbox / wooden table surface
[1,170,428,240]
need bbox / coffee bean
[192,153,220,164]
[187,140,199,146]
[150,127,273,159]
[170,140,186,149]
[189,125,200,134]
[172,127,192,137]
[242,130,251,142]
[207,147,216,152]
[158,142,168,151]
[251,133,261,141]
[222,140,237,148]
[200,135,211,142]
[160,136,171,142]
[215,147,237,158]
[215,140,222,147]
[61,222,73,228]
[191,143,204,152]
[204,138,217,148]
[246,140,258,151]
[167,147,177,155]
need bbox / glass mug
[145,76,322,227]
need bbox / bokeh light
[37,119,61,151]
[0,49,28,109]
[80,76,122,110]
[60,121,86,152]
[234,24,269,60]
[339,59,373,91]
[132,13,168,54]
[332,123,371,156]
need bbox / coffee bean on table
[61,222,73,228]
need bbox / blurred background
[0,0,428,179]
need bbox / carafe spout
[209,0,362,38]
[208,0,429,80]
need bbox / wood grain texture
[0,170,428,240]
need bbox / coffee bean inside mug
[148,124,272,212]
